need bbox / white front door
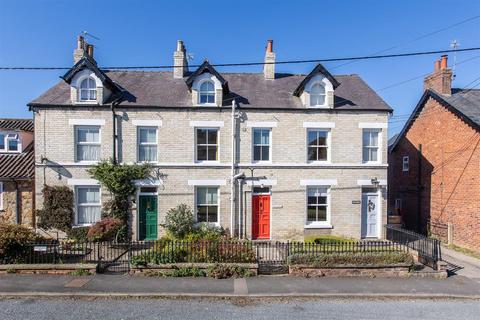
[362,193,378,238]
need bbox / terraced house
[29,37,391,241]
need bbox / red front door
[252,195,270,239]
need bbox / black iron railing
[385,225,442,263]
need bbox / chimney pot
[263,39,276,80]
[266,40,273,53]
[87,44,94,57]
[77,35,85,49]
[440,55,448,70]
[177,40,185,52]
[434,59,441,72]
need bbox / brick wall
[389,96,480,252]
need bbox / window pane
[254,129,261,145]
[139,145,157,162]
[261,130,270,144]
[261,146,269,161]
[317,131,327,145]
[363,147,369,162]
[363,132,370,146]
[77,206,101,225]
[207,146,217,160]
[206,188,218,204]
[78,188,99,204]
[307,147,317,161]
[207,94,215,104]
[80,90,88,100]
[307,131,317,146]
[200,81,214,91]
[318,147,327,161]
[317,206,327,221]
[80,79,89,89]
[140,128,156,143]
[207,206,218,222]
[307,207,317,222]
[8,139,18,151]
[197,206,207,222]
[90,89,97,100]
[207,129,217,144]
[311,83,325,94]
[196,188,207,205]
[318,196,327,205]
[88,78,96,88]
[200,94,208,104]
[197,129,207,145]
[370,132,378,146]
[369,148,378,161]
[253,146,261,161]
[197,146,207,161]
[77,145,100,161]
[307,195,317,205]
[0,133,4,149]
[77,128,99,143]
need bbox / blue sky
[0,0,479,136]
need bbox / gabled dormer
[294,64,340,109]
[185,60,229,107]
[61,36,121,105]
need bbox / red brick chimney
[424,55,452,95]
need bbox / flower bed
[131,263,258,278]
[288,252,414,277]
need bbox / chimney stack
[173,40,188,79]
[263,40,275,80]
[73,35,86,64]
[424,55,452,95]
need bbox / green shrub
[160,204,195,239]
[206,264,254,279]
[66,227,89,242]
[304,235,353,244]
[36,185,74,231]
[87,218,123,242]
[171,267,205,277]
[0,224,44,262]
[287,252,414,267]
[69,269,91,276]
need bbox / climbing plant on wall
[36,185,74,231]
[88,160,151,241]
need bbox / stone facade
[389,96,480,252]
[34,106,388,241]
[0,180,34,227]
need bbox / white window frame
[306,128,331,163]
[195,127,220,163]
[0,131,22,153]
[309,82,327,107]
[362,129,381,164]
[75,126,101,163]
[252,127,272,163]
[305,186,332,228]
[198,79,216,106]
[194,186,220,225]
[0,182,3,210]
[74,186,101,226]
[78,77,97,102]
[402,156,409,172]
[137,126,158,163]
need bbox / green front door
[138,195,158,240]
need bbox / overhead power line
[1,47,480,71]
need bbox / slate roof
[0,142,34,179]
[28,71,392,112]
[0,118,34,132]
[389,88,480,152]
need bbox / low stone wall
[131,263,258,276]
[0,264,97,275]
[289,264,412,277]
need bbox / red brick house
[388,55,480,253]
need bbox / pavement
[441,246,480,283]
[0,273,479,299]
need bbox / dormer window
[199,80,215,105]
[0,132,21,153]
[79,77,97,101]
[310,83,326,107]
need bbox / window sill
[195,161,221,164]
[75,161,100,165]
[307,161,331,165]
[304,224,333,229]
[306,105,330,109]
[73,223,95,227]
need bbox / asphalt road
[1,298,479,320]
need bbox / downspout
[111,102,117,164]
[417,144,423,233]
[230,99,236,237]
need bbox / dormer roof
[293,63,340,96]
[185,60,229,93]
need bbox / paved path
[1,298,480,320]
[441,246,480,284]
[0,274,479,298]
